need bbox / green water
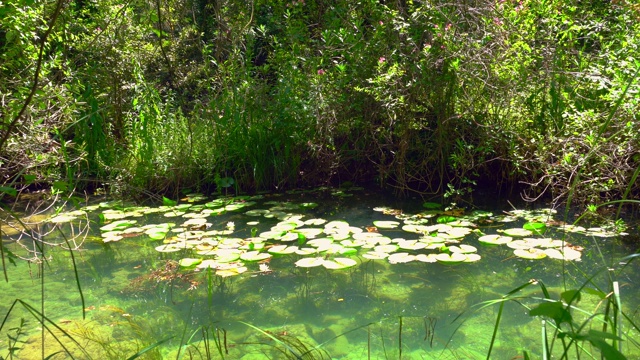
[1,189,639,359]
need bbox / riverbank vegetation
[1,0,639,205]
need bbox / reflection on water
[1,189,639,359]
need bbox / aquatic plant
[458,253,640,359]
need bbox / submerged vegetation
[1,0,640,359]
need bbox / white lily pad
[507,240,533,250]
[295,257,326,268]
[415,254,438,263]
[352,232,383,241]
[267,245,298,255]
[295,228,324,238]
[340,239,366,248]
[502,228,533,237]
[240,251,272,262]
[279,232,300,242]
[307,238,334,248]
[374,244,399,253]
[388,252,416,264]
[514,248,547,259]
[544,247,582,261]
[304,218,327,226]
[217,266,248,277]
[435,253,467,264]
[373,220,401,229]
[397,240,427,250]
[478,234,513,245]
[259,231,285,240]
[361,251,389,260]
[464,253,482,262]
[449,244,477,253]
[323,258,357,269]
[155,244,183,253]
[295,247,318,255]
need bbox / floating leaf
[514,248,547,260]
[523,222,547,234]
[373,220,400,229]
[295,257,326,268]
[155,244,183,253]
[217,266,247,277]
[464,253,482,262]
[267,245,298,255]
[299,202,318,209]
[388,252,416,264]
[449,244,477,253]
[435,253,467,264]
[415,254,438,263]
[163,196,177,207]
[437,216,457,224]
[240,251,272,262]
[179,258,202,267]
[361,252,389,260]
[502,228,533,237]
[323,257,357,269]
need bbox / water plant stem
[613,281,622,353]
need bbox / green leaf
[561,289,581,304]
[585,330,626,360]
[53,181,68,192]
[23,174,36,184]
[437,216,456,224]
[422,202,441,209]
[162,196,177,206]
[0,186,17,197]
[529,301,572,325]
[583,287,606,299]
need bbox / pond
[1,187,639,359]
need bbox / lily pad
[415,254,438,263]
[362,252,389,260]
[523,222,547,233]
[267,245,298,255]
[179,258,202,267]
[435,253,467,264]
[513,248,547,260]
[245,209,270,216]
[544,247,581,261]
[323,257,357,269]
[388,252,416,264]
[240,251,272,262]
[155,244,183,253]
[464,253,482,262]
[217,266,248,277]
[502,228,533,237]
[373,220,401,229]
[295,257,326,268]
[307,238,334,248]
[449,244,477,254]
[374,244,399,253]
[397,240,427,250]
[478,234,513,245]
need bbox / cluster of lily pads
[46,191,628,277]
